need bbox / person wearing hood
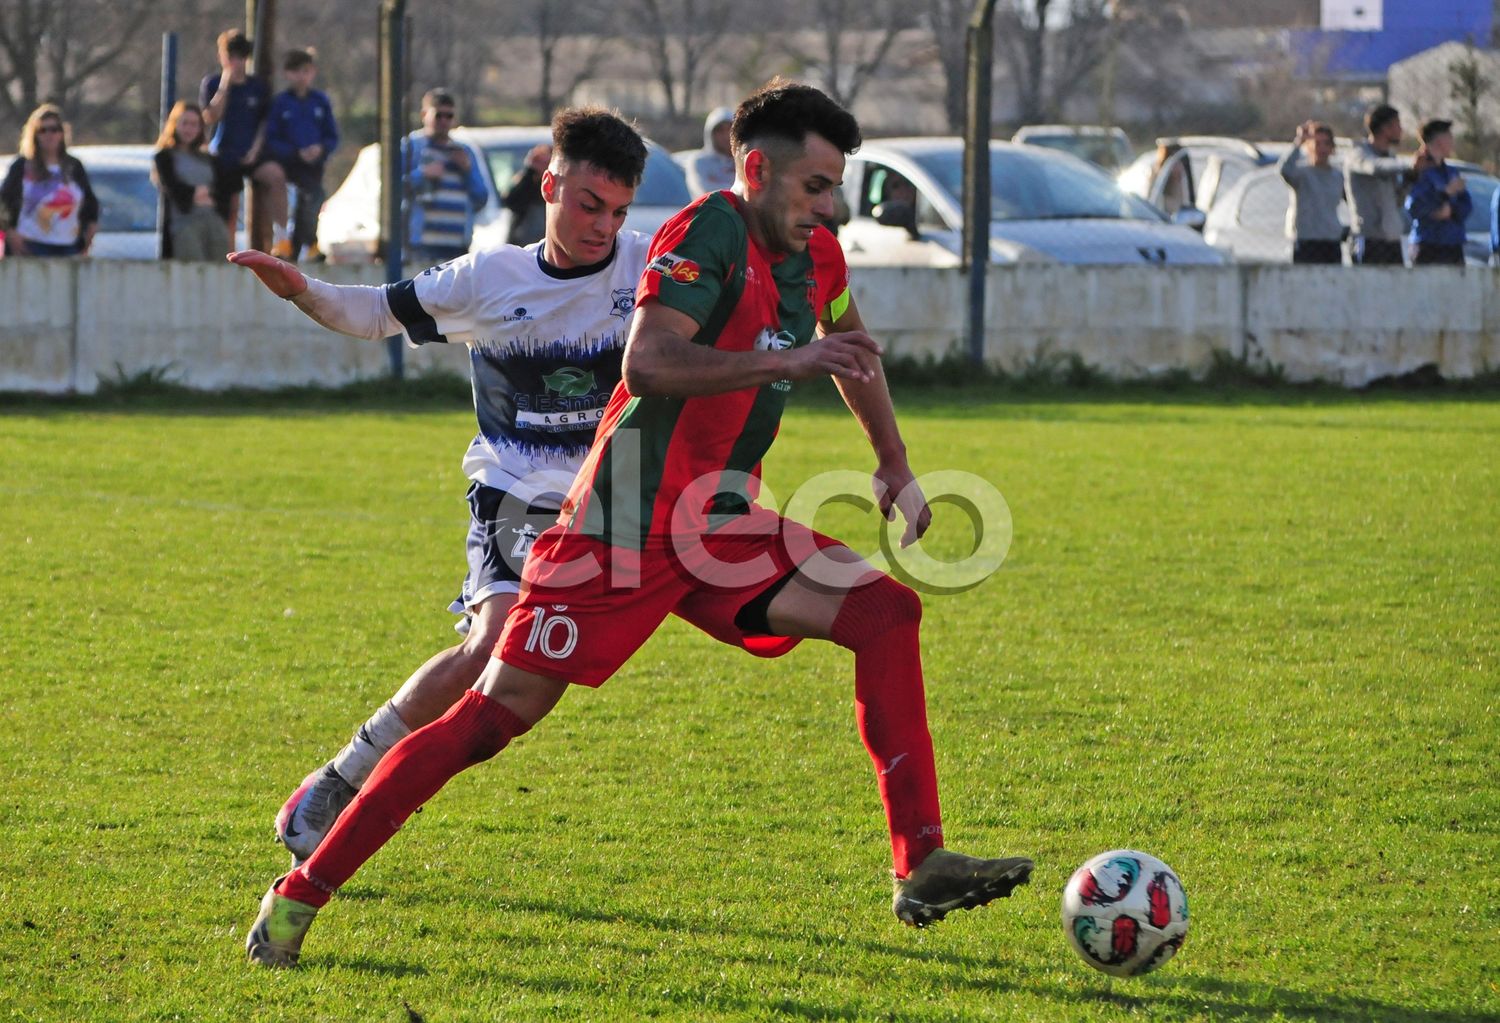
[679,106,736,196]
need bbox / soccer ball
[1061,849,1189,977]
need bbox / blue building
[1294,0,1492,79]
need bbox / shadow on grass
[322,890,1487,1022]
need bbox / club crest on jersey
[543,367,596,397]
[649,251,701,284]
[610,287,636,320]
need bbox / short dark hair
[552,106,647,187]
[1420,118,1453,143]
[1312,123,1334,143]
[1366,104,1399,136]
[731,77,861,160]
[422,88,457,111]
[283,48,315,72]
[218,29,252,59]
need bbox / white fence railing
[2,261,1497,393]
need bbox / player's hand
[780,330,882,384]
[1446,173,1466,195]
[451,147,471,173]
[1432,203,1452,221]
[300,144,323,162]
[873,459,932,549]
[227,249,307,298]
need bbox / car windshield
[1022,135,1129,170]
[483,142,691,209]
[90,166,158,232]
[913,147,1164,223]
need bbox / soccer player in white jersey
[228,107,652,866]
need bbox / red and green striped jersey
[561,191,852,548]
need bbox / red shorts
[495,507,845,686]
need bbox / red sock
[829,575,943,878]
[278,689,529,907]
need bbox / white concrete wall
[1,260,1496,394]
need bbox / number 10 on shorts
[524,606,580,660]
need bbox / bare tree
[0,0,153,127]
[789,0,911,109]
[920,0,971,132]
[997,0,1110,124]
[631,0,735,120]
[530,0,614,122]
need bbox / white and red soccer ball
[1061,849,1189,977]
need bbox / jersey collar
[535,240,618,280]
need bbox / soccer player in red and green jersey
[247,79,1033,968]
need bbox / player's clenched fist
[227,250,308,299]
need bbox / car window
[1463,174,1496,234]
[1237,176,1289,232]
[90,166,158,232]
[913,147,1163,222]
[483,144,529,198]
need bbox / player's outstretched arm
[821,293,932,549]
[227,250,404,341]
[623,301,882,399]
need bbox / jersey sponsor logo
[515,406,606,432]
[543,367,597,397]
[754,328,798,393]
[610,287,636,321]
[503,306,535,323]
[523,606,579,660]
[648,251,702,284]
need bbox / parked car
[835,137,1228,267]
[319,126,692,262]
[1202,159,1499,265]
[1012,124,1132,172]
[1117,136,1283,227]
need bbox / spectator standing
[402,88,488,264]
[153,101,232,261]
[1277,120,1344,265]
[267,48,339,261]
[201,28,290,255]
[1405,119,1471,267]
[1345,104,1411,265]
[501,142,550,246]
[0,104,99,257]
[679,106,736,196]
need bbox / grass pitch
[1,385,1495,1022]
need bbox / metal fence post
[964,0,997,369]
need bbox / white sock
[331,701,412,788]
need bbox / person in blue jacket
[1405,119,1471,266]
[403,88,489,265]
[267,49,339,261]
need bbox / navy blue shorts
[448,482,562,619]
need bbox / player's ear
[541,168,558,203]
[743,149,769,193]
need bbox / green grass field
[1,386,1496,1022]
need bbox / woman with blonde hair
[0,104,99,256]
[153,100,231,260]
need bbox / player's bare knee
[458,596,514,662]
[831,573,922,649]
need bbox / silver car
[318,126,692,262]
[837,137,1227,266]
[1203,160,1499,265]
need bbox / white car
[836,137,1227,267]
[319,126,692,262]
[1202,160,1500,265]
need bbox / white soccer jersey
[384,232,652,504]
